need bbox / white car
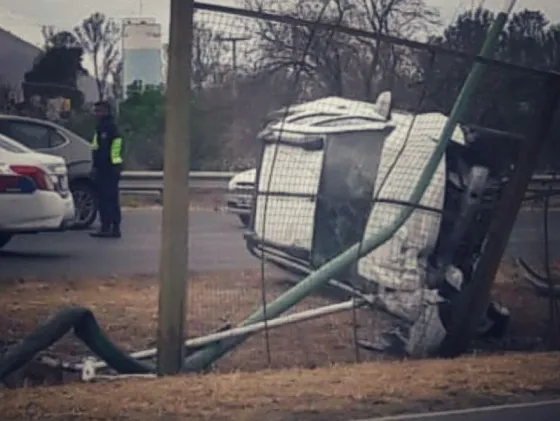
[0,134,75,249]
[226,168,256,227]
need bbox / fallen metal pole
[75,299,362,372]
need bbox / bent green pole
[182,0,517,373]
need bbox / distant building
[122,18,163,96]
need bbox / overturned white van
[245,92,517,357]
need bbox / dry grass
[0,262,553,372]
[0,269,358,371]
[0,265,559,420]
[2,353,560,421]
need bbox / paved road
[359,399,560,421]
[0,208,558,279]
[0,209,256,278]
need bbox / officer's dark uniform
[90,112,124,238]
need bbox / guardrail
[529,174,560,183]
[526,174,560,194]
[119,171,560,196]
[120,171,235,195]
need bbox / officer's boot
[90,224,112,238]
[111,223,122,239]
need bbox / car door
[0,119,93,178]
[0,120,68,157]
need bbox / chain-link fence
[1,1,559,375]
[182,4,560,373]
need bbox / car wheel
[0,234,12,249]
[71,182,98,229]
[239,214,250,227]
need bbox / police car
[0,134,75,249]
[0,115,97,229]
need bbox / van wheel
[239,215,250,227]
[71,182,98,229]
[0,234,12,249]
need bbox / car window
[49,130,67,148]
[4,122,50,149]
[0,136,28,153]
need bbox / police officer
[90,100,124,238]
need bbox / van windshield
[311,128,393,268]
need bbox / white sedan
[0,134,75,249]
[226,168,256,227]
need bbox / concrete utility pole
[217,36,251,97]
[156,0,194,375]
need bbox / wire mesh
[5,3,559,373]
[181,4,560,372]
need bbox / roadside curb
[349,399,560,421]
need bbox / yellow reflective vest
[91,133,123,165]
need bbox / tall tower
[121,17,162,96]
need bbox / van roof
[263,94,424,135]
[262,101,466,145]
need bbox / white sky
[1,0,559,47]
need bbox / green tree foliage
[411,7,560,169]
[417,8,560,120]
[63,109,97,140]
[23,45,86,110]
[118,82,165,170]
[0,77,16,113]
[118,82,229,170]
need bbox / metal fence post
[439,73,560,358]
[157,0,194,375]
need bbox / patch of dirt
[0,269,359,372]
[0,263,554,375]
[1,353,560,421]
[1,265,559,419]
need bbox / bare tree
[42,26,81,49]
[161,43,169,84]
[192,17,229,90]
[74,12,121,100]
[248,0,439,100]
[345,0,440,100]
[248,0,357,97]
[159,18,227,90]
[111,60,124,100]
